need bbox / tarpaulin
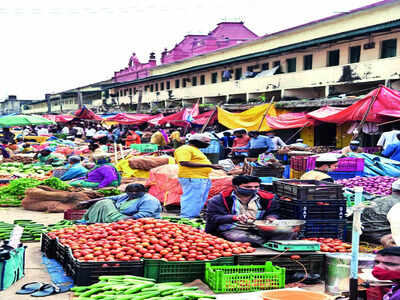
[192,110,217,126]
[74,106,103,121]
[307,106,345,120]
[307,87,400,123]
[156,109,216,127]
[105,113,162,125]
[217,103,282,131]
[377,110,400,118]
[266,112,316,129]
[157,110,186,126]
[43,115,74,123]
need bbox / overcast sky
[0,0,379,100]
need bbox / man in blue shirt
[382,134,400,162]
[59,156,88,181]
[247,131,273,158]
[201,132,221,164]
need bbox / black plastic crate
[278,199,346,220]
[299,220,346,240]
[65,249,144,286]
[55,239,69,267]
[273,180,344,201]
[236,253,325,280]
[40,233,56,259]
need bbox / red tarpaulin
[307,106,345,120]
[105,113,162,125]
[266,112,316,129]
[74,106,103,121]
[192,110,217,125]
[43,114,74,123]
[156,109,216,126]
[377,110,400,118]
[307,87,400,123]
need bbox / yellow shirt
[170,131,181,142]
[174,145,212,178]
[150,131,167,147]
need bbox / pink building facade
[113,22,258,83]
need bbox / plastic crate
[290,169,305,179]
[299,220,346,240]
[290,156,309,171]
[55,239,69,267]
[144,256,234,283]
[273,180,344,201]
[130,143,158,153]
[64,209,87,220]
[336,158,364,172]
[40,233,56,259]
[205,261,285,293]
[329,171,364,180]
[243,158,284,177]
[65,249,144,286]
[0,246,26,290]
[237,253,325,280]
[363,147,380,154]
[278,199,346,220]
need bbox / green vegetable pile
[41,177,71,191]
[0,219,75,242]
[0,162,53,177]
[162,217,206,230]
[97,188,122,197]
[71,275,215,300]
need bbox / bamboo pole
[285,122,311,144]
[257,96,275,131]
[200,109,217,133]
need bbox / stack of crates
[273,180,346,240]
[289,156,310,179]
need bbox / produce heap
[48,218,256,262]
[302,238,351,253]
[336,176,397,195]
[0,162,53,179]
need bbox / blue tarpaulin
[349,153,400,177]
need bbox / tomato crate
[144,256,234,283]
[40,233,56,259]
[299,220,346,240]
[205,261,285,293]
[273,180,344,201]
[278,199,346,220]
[54,239,69,267]
[63,209,87,220]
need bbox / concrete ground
[0,207,326,300]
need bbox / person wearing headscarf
[69,153,120,189]
[342,140,363,156]
[34,148,64,166]
[78,184,161,223]
[59,156,88,181]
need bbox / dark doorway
[314,123,337,146]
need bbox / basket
[278,198,346,220]
[40,233,56,259]
[64,209,87,220]
[299,220,346,240]
[205,261,285,293]
[144,256,234,283]
[273,180,344,201]
[65,248,144,286]
[236,253,325,280]
[0,246,26,290]
[290,169,305,179]
[130,143,158,153]
[328,171,364,180]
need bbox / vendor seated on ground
[79,184,161,223]
[342,140,363,156]
[300,153,338,183]
[33,149,64,167]
[69,153,120,189]
[290,138,309,149]
[20,143,34,153]
[59,156,88,181]
[206,175,295,247]
[372,247,400,299]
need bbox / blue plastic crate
[299,220,346,240]
[328,171,364,180]
[260,177,279,184]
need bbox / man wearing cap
[342,140,363,156]
[246,131,274,158]
[59,156,88,181]
[300,153,338,182]
[371,247,400,299]
[174,133,223,218]
[79,183,162,223]
[290,139,309,149]
[383,134,400,162]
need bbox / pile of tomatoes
[303,238,351,252]
[48,218,256,262]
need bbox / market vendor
[80,184,161,223]
[34,149,64,166]
[231,128,250,157]
[59,156,88,181]
[125,128,141,148]
[300,153,338,182]
[382,133,400,162]
[206,175,293,247]
[151,128,169,148]
[247,131,273,158]
[290,138,309,149]
[266,131,286,151]
[69,153,120,189]
[371,247,400,299]
[342,140,363,156]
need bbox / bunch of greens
[97,188,122,197]
[41,177,71,191]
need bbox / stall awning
[43,115,74,123]
[307,106,345,120]
[266,112,316,129]
[105,113,162,125]
[74,106,103,121]
[377,110,400,119]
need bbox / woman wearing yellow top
[170,130,182,149]
[174,134,223,218]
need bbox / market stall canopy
[105,113,163,125]
[43,114,74,123]
[307,106,345,120]
[157,110,188,127]
[377,110,400,118]
[74,106,103,121]
[266,112,317,129]
[217,103,283,131]
[306,87,400,123]
[0,114,56,128]
[191,110,217,125]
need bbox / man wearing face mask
[300,153,339,182]
[78,183,162,223]
[372,247,400,299]
[341,140,363,156]
[174,133,223,218]
[206,175,291,247]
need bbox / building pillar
[325,85,330,98]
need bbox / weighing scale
[263,240,321,252]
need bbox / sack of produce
[128,156,169,170]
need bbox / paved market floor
[0,207,326,300]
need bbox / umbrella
[0,114,56,128]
